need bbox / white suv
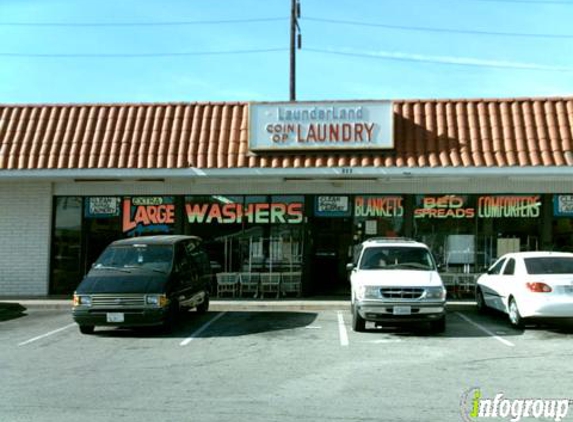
[348,238,446,333]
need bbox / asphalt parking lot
[1,302,573,422]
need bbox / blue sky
[1,0,573,104]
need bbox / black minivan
[72,235,212,334]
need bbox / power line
[0,48,288,58]
[305,47,573,72]
[0,17,287,27]
[305,17,573,39]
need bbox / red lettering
[165,204,175,224]
[134,206,150,226]
[122,199,136,232]
[287,203,304,223]
[207,204,222,223]
[146,206,158,224]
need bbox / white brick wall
[0,183,52,296]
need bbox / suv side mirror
[346,263,355,271]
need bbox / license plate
[106,313,124,323]
[393,306,411,315]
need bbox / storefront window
[413,195,477,270]
[476,195,542,265]
[122,196,176,237]
[353,195,404,241]
[552,195,573,252]
[268,196,304,272]
[412,194,543,272]
[183,195,305,276]
[51,197,82,294]
[183,195,244,272]
[83,197,122,273]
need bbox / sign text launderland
[249,101,393,151]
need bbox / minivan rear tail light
[526,282,552,293]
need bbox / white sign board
[317,196,349,212]
[249,101,393,151]
[365,220,378,235]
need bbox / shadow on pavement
[0,302,27,322]
[88,311,319,339]
[360,308,526,339]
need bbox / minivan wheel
[351,304,366,332]
[196,294,209,314]
[508,297,525,329]
[162,303,178,332]
[79,325,94,335]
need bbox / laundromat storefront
[51,192,573,296]
[5,97,573,298]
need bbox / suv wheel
[79,325,94,335]
[196,293,210,314]
[476,288,487,314]
[351,303,366,332]
[429,316,446,334]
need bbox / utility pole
[290,0,301,101]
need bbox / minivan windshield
[359,246,435,271]
[94,244,174,273]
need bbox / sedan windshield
[359,246,435,270]
[524,257,573,274]
[94,245,173,273]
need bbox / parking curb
[1,299,477,312]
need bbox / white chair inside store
[216,272,239,298]
[239,272,260,298]
[259,273,281,298]
[456,274,478,298]
[280,271,302,297]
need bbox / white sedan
[476,251,573,328]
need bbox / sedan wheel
[508,298,524,329]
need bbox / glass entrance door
[309,216,353,296]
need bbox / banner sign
[185,201,304,224]
[415,195,474,219]
[477,195,540,218]
[85,197,120,218]
[122,197,175,235]
[315,196,351,217]
[249,101,393,151]
[414,195,541,219]
[554,195,573,217]
[354,196,404,218]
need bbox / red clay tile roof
[0,98,572,170]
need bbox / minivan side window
[175,243,192,271]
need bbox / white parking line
[456,312,515,347]
[180,312,226,346]
[18,323,76,346]
[337,311,349,347]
